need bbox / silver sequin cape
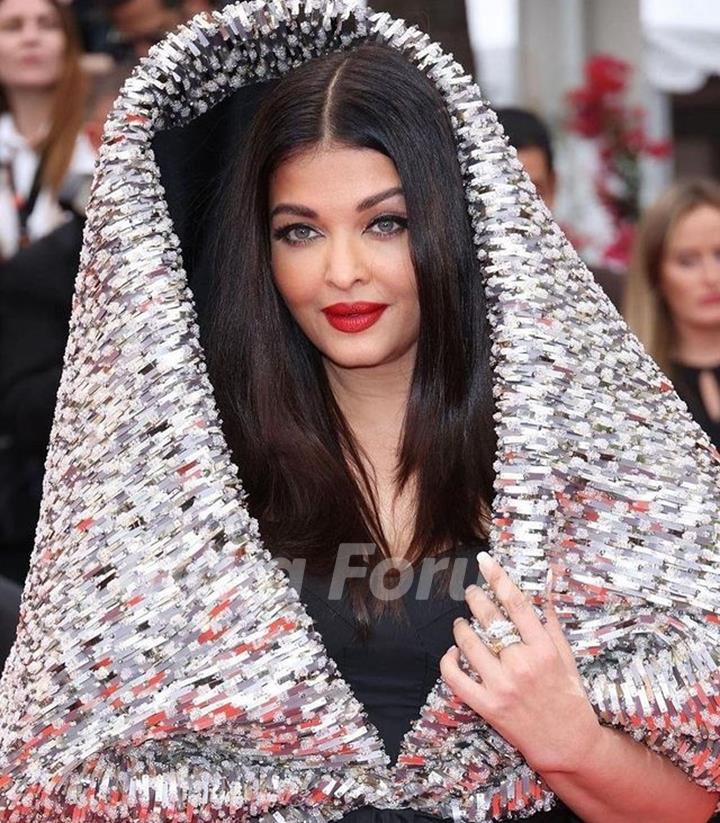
[1,1,719,820]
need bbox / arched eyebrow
[270,186,405,220]
[356,186,405,212]
[270,203,317,219]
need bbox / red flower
[564,53,673,269]
[624,127,645,153]
[567,87,603,108]
[566,88,604,137]
[603,222,636,271]
[644,138,672,158]
[585,55,629,96]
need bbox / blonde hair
[624,177,720,375]
[0,0,88,194]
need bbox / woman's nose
[701,255,720,287]
[19,21,42,43]
[323,236,370,290]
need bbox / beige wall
[517,0,643,127]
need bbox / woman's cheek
[660,263,690,318]
[368,241,415,293]
[272,255,320,313]
[44,33,67,84]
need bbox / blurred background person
[0,0,93,589]
[0,0,213,593]
[496,105,626,310]
[496,107,557,207]
[625,178,720,446]
[0,0,92,261]
[0,59,131,587]
[106,0,215,60]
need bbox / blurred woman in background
[0,0,94,589]
[0,0,93,262]
[625,178,720,445]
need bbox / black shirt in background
[672,362,720,448]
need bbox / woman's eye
[367,215,408,237]
[0,15,59,32]
[39,15,62,31]
[675,254,699,268]
[273,224,320,246]
[288,226,314,242]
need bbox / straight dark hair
[207,42,496,616]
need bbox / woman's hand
[441,552,719,823]
[440,552,601,775]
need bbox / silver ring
[492,633,522,653]
[484,618,522,655]
[485,618,517,642]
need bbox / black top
[296,545,580,822]
[672,362,720,448]
[0,574,21,671]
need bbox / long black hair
[207,42,496,609]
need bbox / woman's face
[659,204,720,332]
[0,0,66,95]
[269,143,419,373]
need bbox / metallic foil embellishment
[1,1,719,820]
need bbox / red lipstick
[322,302,388,333]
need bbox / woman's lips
[322,302,388,333]
[19,54,46,66]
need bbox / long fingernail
[544,567,554,597]
[477,551,494,571]
[465,584,479,596]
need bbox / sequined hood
[1,2,719,821]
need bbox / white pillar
[517,0,585,127]
[516,0,669,214]
[466,0,520,105]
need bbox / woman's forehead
[269,144,404,210]
[0,0,59,19]
[666,204,720,249]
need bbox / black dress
[296,545,580,822]
[672,362,720,448]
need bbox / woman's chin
[323,354,393,371]
[319,343,409,372]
